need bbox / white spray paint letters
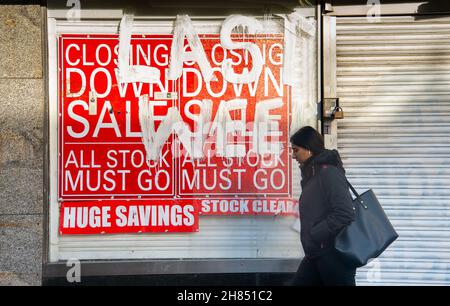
[114,14,314,161]
[220,15,264,84]
[138,95,212,161]
[168,15,215,82]
[118,14,161,84]
[281,12,316,86]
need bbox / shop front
[43,0,319,285]
[42,0,450,285]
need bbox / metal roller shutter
[336,16,450,285]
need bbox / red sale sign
[58,33,296,235]
[60,200,198,235]
[59,35,175,199]
[199,198,299,216]
[178,35,291,197]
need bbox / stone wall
[0,5,43,286]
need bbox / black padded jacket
[298,149,356,258]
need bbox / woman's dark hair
[290,126,325,156]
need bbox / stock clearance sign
[58,16,298,235]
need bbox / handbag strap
[345,178,368,209]
[345,178,360,198]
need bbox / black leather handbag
[334,180,399,268]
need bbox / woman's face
[291,145,312,165]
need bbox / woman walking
[290,126,356,286]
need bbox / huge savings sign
[58,15,305,235]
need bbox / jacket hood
[313,149,345,172]
[300,149,345,186]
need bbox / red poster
[60,200,198,235]
[178,35,291,197]
[59,35,175,199]
[58,33,295,234]
[199,198,299,216]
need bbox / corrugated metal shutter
[48,16,317,263]
[336,16,450,285]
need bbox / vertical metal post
[41,4,50,274]
[322,14,338,149]
[316,3,323,134]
